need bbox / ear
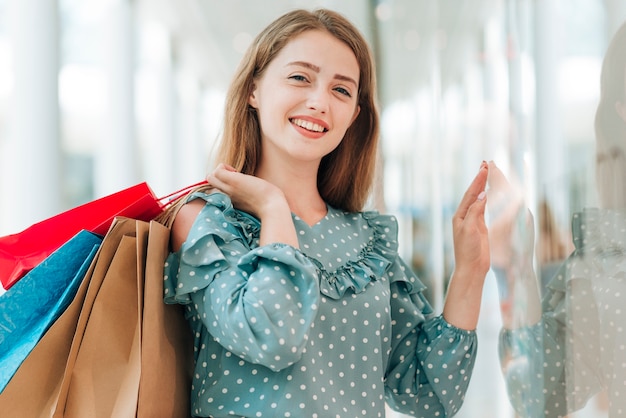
[248,83,258,109]
[615,100,626,123]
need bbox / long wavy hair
[214,8,380,212]
[595,21,626,209]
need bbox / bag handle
[154,180,212,228]
[157,180,209,209]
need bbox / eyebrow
[287,61,358,88]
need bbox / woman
[163,8,490,417]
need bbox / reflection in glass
[493,19,626,418]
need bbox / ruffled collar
[305,210,399,299]
[187,192,400,300]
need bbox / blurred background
[1,0,624,416]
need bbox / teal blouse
[164,192,477,417]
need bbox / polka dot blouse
[164,192,477,417]
[499,208,626,417]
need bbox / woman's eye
[289,74,308,82]
[334,87,352,97]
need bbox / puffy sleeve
[163,192,320,371]
[374,216,478,417]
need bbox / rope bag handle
[154,180,213,228]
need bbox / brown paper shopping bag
[58,217,194,418]
[57,219,148,417]
[137,220,194,417]
[0,217,193,418]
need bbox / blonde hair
[595,21,626,209]
[214,8,380,212]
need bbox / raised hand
[450,162,491,280]
[442,161,490,330]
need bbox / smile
[290,118,328,133]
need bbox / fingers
[466,189,488,221]
[455,161,489,221]
[206,163,235,192]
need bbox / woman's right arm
[167,194,320,372]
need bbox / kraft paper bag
[58,217,193,418]
[137,221,194,417]
[0,217,193,418]
[59,223,147,417]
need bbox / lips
[290,118,328,133]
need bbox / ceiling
[137,0,501,106]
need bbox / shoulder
[333,207,398,229]
[171,198,206,252]
[170,191,261,253]
[170,190,231,252]
[353,209,400,245]
[361,209,398,229]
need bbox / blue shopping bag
[0,230,102,391]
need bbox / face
[248,30,361,168]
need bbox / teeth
[292,118,325,133]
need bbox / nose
[306,86,330,113]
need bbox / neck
[255,159,327,225]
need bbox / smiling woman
[157,7,491,418]
[1,1,622,417]
[248,30,361,185]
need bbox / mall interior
[1,1,625,417]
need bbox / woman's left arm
[385,262,477,417]
[443,161,490,330]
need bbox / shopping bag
[0,231,106,416]
[137,218,193,416]
[0,230,102,392]
[0,217,193,417]
[0,182,162,291]
[59,217,193,417]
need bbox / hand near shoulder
[170,163,298,252]
[207,163,299,248]
[207,163,290,221]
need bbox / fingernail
[477,191,486,201]
[480,160,488,170]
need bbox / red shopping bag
[0,182,162,291]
